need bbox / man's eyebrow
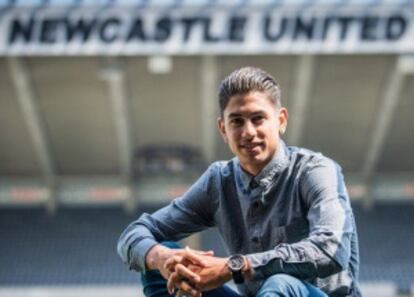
[250,111,266,116]
[228,111,265,118]
[228,112,242,118]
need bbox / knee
[257,274,303,297]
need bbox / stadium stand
[353,202,414,294]
[0,207,138,285]
[1,202,413,294]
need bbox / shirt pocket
[281,217,309,244]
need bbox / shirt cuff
[129,237,159,274]
[246,252,283,281]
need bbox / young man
[117,67,361,297]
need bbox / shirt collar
[236,140,289,192]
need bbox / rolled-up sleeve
[117,164,218,273]
[246,158,353,281]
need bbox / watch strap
[232,269,244,284]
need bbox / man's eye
[252,116,264,123]
[231,118,243,126]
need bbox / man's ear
[278,107,288,135]
[217,117,228,143]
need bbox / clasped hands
[162,246,231,297]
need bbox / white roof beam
[287,55,315,146]
[200,56,219,163]
[100,58,135,211]
[362,56,407,206]
[7,57,56,212]
[362,58,406,178]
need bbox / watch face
[229,255,245,271]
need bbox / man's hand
[166,247,232,296]
[146,244,213,281]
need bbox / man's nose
[242,121,256,139]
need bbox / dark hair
[218,67,281,116]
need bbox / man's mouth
[240,142,263,151]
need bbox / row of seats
[353,202,414,293]
[0,207,138,285]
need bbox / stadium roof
[0,1,413,206]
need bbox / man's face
[218,91,288,175]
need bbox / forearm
[118,165,218,273]
[117,206,206,272]
[245,239,343,281]
[117,218,160,272]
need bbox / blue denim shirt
[117,142,361,297]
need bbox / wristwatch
[227,254,246,284]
